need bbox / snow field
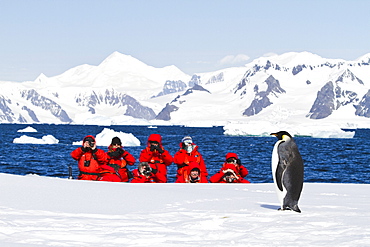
[0,173,369,246]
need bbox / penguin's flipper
[275,162,284,192]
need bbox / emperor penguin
[271,131,304,213]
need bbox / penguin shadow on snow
[260,204,281,211]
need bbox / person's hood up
[147,134,162,146]
[225,152,238,160]
[82,135,96,145]
[188,161,201,172]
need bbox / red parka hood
[225,152,238,160]
[188,162,201,172]
[147,134,162,146]
[82,135,96,145]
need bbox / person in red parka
[103,137,136,182]
[70,135,109,181]
[130,162,167,183]
[210,153,250,183]
[176,162,208,183]
[174,136,208,182]
[139,134,173,183]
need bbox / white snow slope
[0,173,369,246]
[1,51,370,135]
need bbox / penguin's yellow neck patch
[282,135,290,141]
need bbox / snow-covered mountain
[1,51,370,132]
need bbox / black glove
[150,145,156,152]
[81,146,90,152]
[116,147,124,155]
[236,159,242,165]
[155,146,164,154]
[108,148,124,158]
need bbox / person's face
[190,170,199,178]
[184,140,192,146]
[112,143,121,148]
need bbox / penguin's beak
[270,133,277,136]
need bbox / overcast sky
[1,0,369,82]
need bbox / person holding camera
[70,135,109,180]
[130,162,166,183]
[209,153,250,183]
[104,137,136,182]
[174,136,208,182]
[139,134,173,183]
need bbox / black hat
[111,137,122,145]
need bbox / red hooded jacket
[139,134,173,182]
[174,142,208,180]
[130,162,167,183]
[70,135,109,181]
[106,144,136,182]
[210,163,250,183]
[176,162,208,183]
[224,153,249,178]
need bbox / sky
[0,0,370,82]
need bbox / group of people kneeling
[70,134,250,183]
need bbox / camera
[84,160,91,167]
[224,172,236,183]
[142,165,152,176]
[88,141,94,148]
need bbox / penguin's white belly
[271,141,287,207]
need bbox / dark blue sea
[0,124,369,184]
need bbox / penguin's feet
[279,206,301,213]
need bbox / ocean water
[0,124,369,184]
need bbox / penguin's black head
[270,131,292,140]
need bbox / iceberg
[72,127,141,147]
[13,135,59,144]
[17,126,38,133]
[223,122,355,138]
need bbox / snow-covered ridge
[1,51,370,136]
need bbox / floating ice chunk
[72,128,141,147]
[17,126,37,133]
[310,130,355,138]
[13,135,59,144]
[223,122,355,138]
